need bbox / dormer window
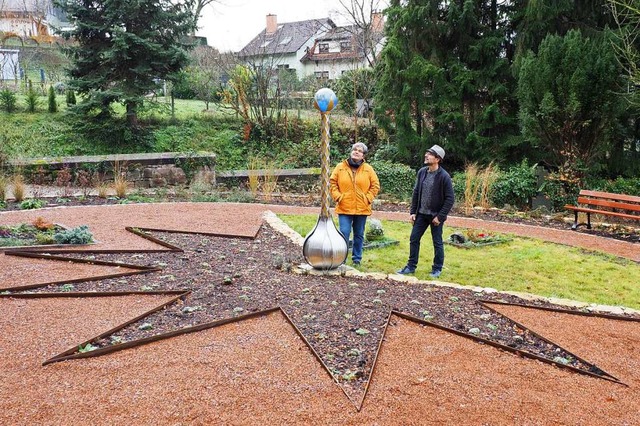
[318,43,329,53]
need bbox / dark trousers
[407,213,444,272]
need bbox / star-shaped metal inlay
[1,219,628,410]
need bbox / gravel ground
[1,202,639,424]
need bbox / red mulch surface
[1,202,638,425]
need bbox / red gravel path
[1,202,638,425]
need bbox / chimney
[266,14,277,35]
[371,11,383,33]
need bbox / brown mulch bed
[1,202,639,423]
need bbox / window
[340,41,352,51]
[279,37,292,45]
[314,71,329,80]
[259,40,272,48]
[318,43,329,53]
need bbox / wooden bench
[565,190,640,230]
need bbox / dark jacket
[410,166,455,222]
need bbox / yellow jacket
[330,160,380,215]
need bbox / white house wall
[300,37,375,79]
[0,17,37,37]
[300,57,369,80]
[0,49,20,80]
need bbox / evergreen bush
[66,89,77,106]
[54,225,93,244]
[20,199,46,210]
[600,177,640,196]
[370,160,415,200]
[540,173,580,212]
[48,86,58,113]
[25,81,40,113]
[490,160,538,210]
[0,89,17,113]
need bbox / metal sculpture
[302,88,348,270]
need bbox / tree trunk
[126,102,138,127]
[415,101,422,137]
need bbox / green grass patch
[278,214,640,310]
[0,97,365,172]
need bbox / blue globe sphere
[313,88,338,113]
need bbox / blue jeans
[338,214,367,263]
[407,213,444,272]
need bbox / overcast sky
[196,0,384,52]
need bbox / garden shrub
[599,176,640,196]
[370,160,415,200]
[490,160,538,210]
[20,199,46,210]
[365,218,385,241]
[25,80,40,113]
[0,89,17,113]
[66,89,76,106]
[54,225,93,244]
[540,172,580,212]
[48,86,58,113]
[0,175,6,200]
[372,143,400,163]
[452,172,467,204]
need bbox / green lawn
[279,214,640,310]
[0,97,351,168]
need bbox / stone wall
[8,152,215,188]
[6,152,325,192]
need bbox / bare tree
[187,45,222,110]
[335,0,388,67]
[191,0,219,34]
[227,19,329,132]
[610,0,640,105]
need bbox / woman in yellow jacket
[330,142,380,266]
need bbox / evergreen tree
[25,80,40,113]
[608,0,640,176]
[66,89,76,106]
[375,0,520,168]
[0,89,17,113]
[512,0,639,178]
[56,0,196,127]
[48,85,58,113]
[513,0,616,56]
[517,30,622,179]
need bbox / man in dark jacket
[397,145,455,278]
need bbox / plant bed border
[0,222,100,252]
[445,239,513,249]
[362,238,399,250]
